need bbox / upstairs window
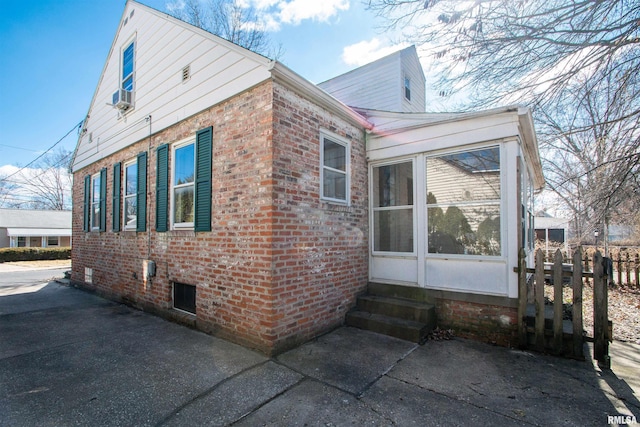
[122,41,134,91]
[404,76,411,101]
[320,132,350,204]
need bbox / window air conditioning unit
[112,89,133,110]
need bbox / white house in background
[534,215,570,255]
[318,45,426,113]
[0,209,72,248]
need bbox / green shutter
[99,168,107,232]
[156,144,169,232]
[83,175,91,232]
[112,162,121,232]
[194,127,212,232]
[136,152,147,232]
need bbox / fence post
[535,249,545,351]
[584,253,590,286]
[626,252,631,285]
[593,251,610,369]
[617,255,622,285]
[553,249,564,354]
[518,248,528,348]
[572,247,583,359]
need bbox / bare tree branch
[169,0,283,59]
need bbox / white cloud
[244,0,349,30]
[166,0,186,15]
[341,38,408,67]
[277,0,349,25]
[252,0,280,9]
[0,165,20,176]
[167,0,351,32]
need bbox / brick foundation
[433,296,519,347]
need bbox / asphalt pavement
[0,266,638,426]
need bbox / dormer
[318,45,426,113]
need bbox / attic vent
[182,65,191,82]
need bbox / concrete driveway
[0,274,638,426]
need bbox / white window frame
[170,137,196,230]
[123,159,137,230]
[404,75,411,101]
[371,157,417,256]
[121,38,135,92]
[425,144,503,259]
[91,173,101,231]
[320,130,350,205]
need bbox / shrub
[0,247,71,263]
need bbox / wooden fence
[542,249,639,287]
[517,247,610,368]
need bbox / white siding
[366,112,522,162]
[400,47,426,113]
[318,46,425,113]
[72,2,272,172]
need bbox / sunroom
[362,106,545,300]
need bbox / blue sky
[0,0,408,171]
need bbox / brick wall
[268,82,369,352]
[72,80,369,355]
[434,298,518,347]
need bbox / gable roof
[0,209,71,229]
[71,0,370,173]
[318,45,426,112]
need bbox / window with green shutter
[168,127,212,231]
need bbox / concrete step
[368,282,432,303]
[346,310,433,343]
[356,295,436,325]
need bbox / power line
[0,120,83,183]
[0,143,41,152]
[3,150,74,186]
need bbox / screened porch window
[373,161,414,253]
[427,147,501,256]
